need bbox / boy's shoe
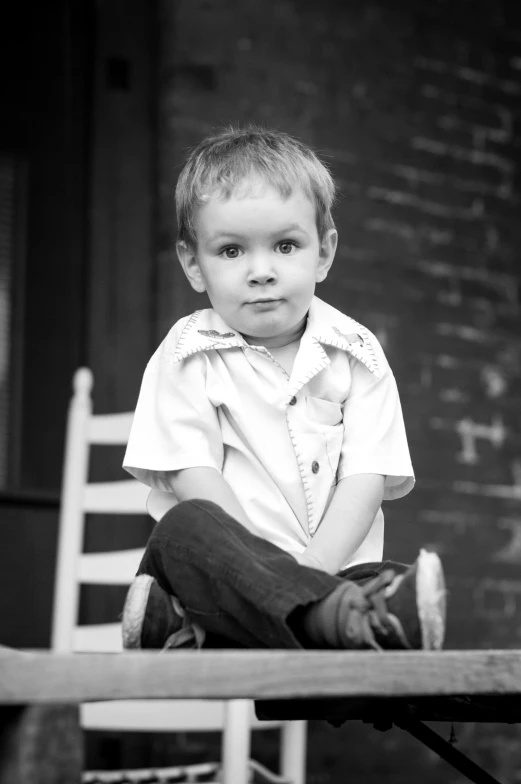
[360,549,446,650]
[122,574,204,650]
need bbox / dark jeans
[138,498,410,650]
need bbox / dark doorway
[0,0,156,648]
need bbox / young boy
[122,126,446,653]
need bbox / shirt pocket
[305,396,343,427]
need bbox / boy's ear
[177,241,206,293]
[316,229,338,283]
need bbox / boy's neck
[241,318,306,350]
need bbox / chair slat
[82,699,227,731]
[83,480,150,513]
[81,699,283,732]
[79,549,144,585]
[82,762,221,784]
[73,623,123,652]
[88,412,134,444]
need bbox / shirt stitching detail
[285,406,314,533]
[172,310,203,361]
[258,349,312,527]
[289,359,330,400]
[173,311,246,362]
[177,343,242,359]
[247,346,291,379]
[265,355,290,379]
[315,319,380,377]
[356,323,379,373]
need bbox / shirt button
[289,396,297,406]
[312,461,320,474]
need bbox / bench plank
[1,650,520,704]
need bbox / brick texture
[157,1,521,780]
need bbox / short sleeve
[123,334,223,492]
[337,334,414,500]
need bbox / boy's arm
[297,473,385,575]
[172,468,382,574]
[170,466,251,529]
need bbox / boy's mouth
[247,298,282,310]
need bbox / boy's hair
[176,125,337,249]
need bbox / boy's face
[178,183,337,348]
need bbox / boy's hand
[304,474,385,574]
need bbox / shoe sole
[121,574,155,649]
[416,549,446,650]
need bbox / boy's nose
[247,258,277,285]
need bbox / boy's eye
[220,246,242,259]
[277,241,297,255]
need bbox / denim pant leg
[137,498,343,649]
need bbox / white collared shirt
[123,296,414,567]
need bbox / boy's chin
[240,324,303,348]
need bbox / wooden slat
[72,624,122,652]
[1,650,521,704]
[82,480,149,513]
[81,699,281,732]
[87,413,134,444]
[78,549,144,584]
[81,699,227,731]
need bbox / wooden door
[0,0,157,647]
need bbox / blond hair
[176,125,337,249]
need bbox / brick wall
[157,1,521,780]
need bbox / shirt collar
[172,297,379,377]
[305,297,380,377]
[173,309,246,361]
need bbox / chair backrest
[51,367,150,654]
[50,368,307,784]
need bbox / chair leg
[221,700,251,784]
[281,720,307,784]
[0,705,83,784]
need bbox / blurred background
[0,0,520,781]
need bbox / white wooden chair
[51,367,307,784]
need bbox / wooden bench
[1,648,519,784]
